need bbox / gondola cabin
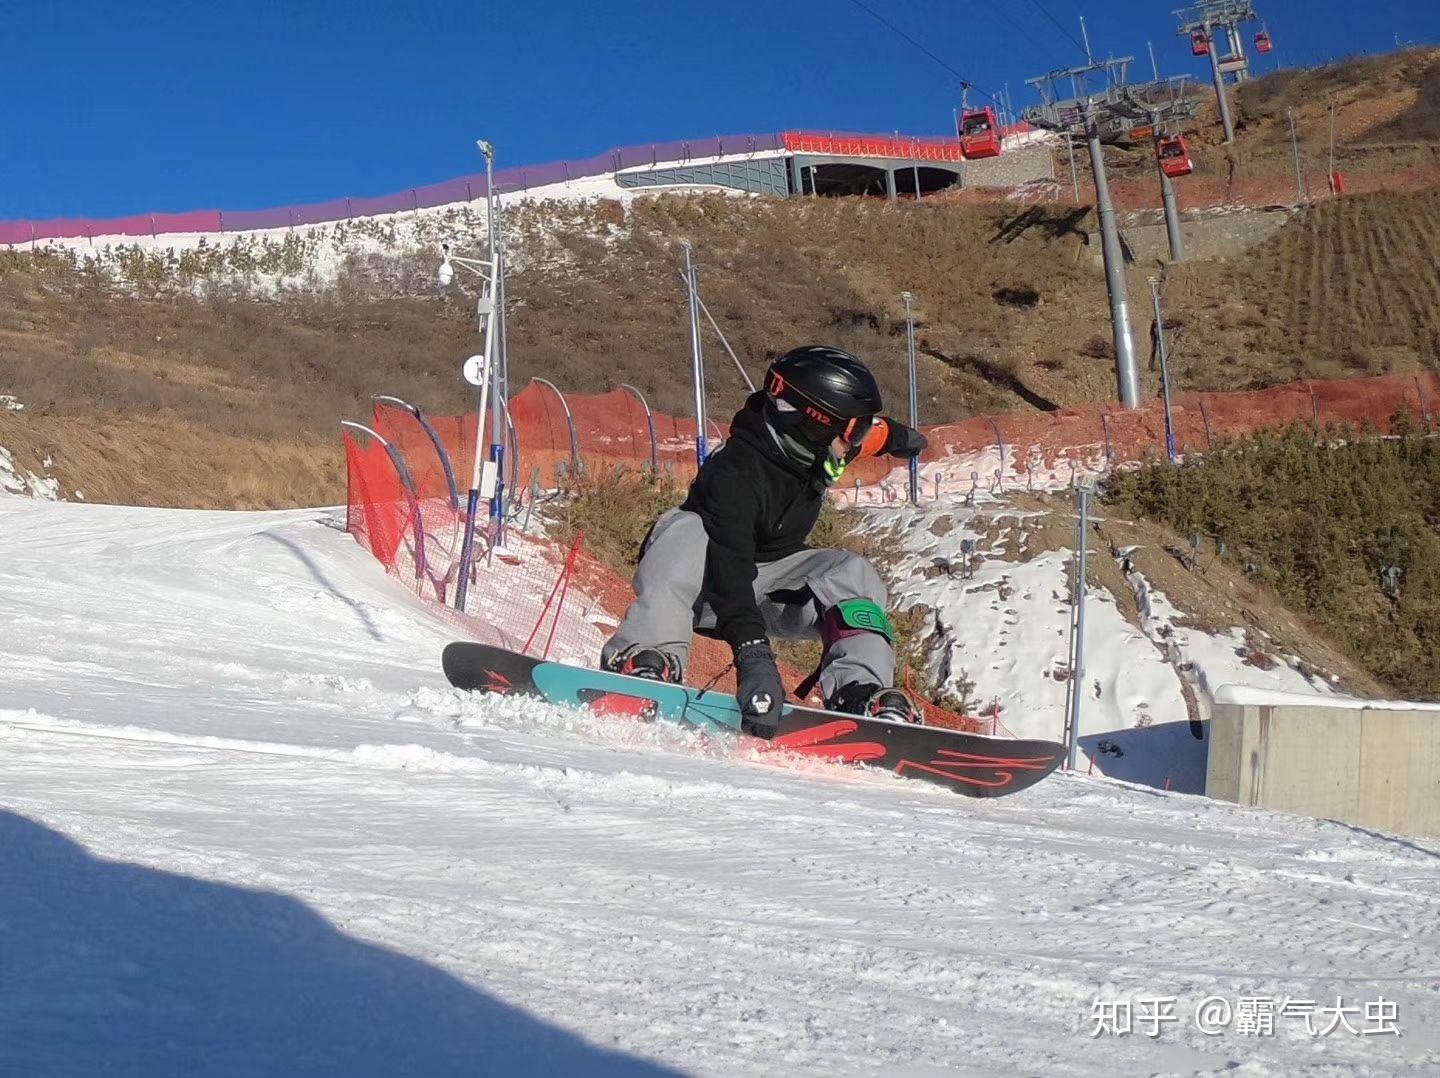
[1191,31,1210,56]
[959,107,1002,159]
[1156,136,1194,178]
[1255,29,1273,53]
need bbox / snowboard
[442,641,1065,798]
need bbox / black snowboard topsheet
[443,641,1065,799]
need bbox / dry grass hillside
[0,261,479,507]
[4,181,1439,507]
[1099,48,1440,186]
[1163,186,1440,385]
[1,49,1437,510]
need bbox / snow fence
[417,370,1440,502]
[343,370,1440,730]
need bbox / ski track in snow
[1,498,1438,1076]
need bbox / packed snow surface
[1,498,1437,1075]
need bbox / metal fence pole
[342,421,427,588]
[1065,485,1091,771]
[902,291,920,504]
[371,395,462,510]
[1149,278,1179,462]
[1288,108,1307,204]
[620,383,660,473]
[681,241,708,466]
[532,378,580,475]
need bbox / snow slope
[1,498,1438,1075]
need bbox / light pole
[439,141,506,611]
[901,291,920,504]
[479,141,509,544]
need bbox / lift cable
[1025,0,1091,58]
[843,0,1005,106]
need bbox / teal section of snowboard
[532,663,747,732]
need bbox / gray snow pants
[601,508,894,701]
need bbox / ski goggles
[765,371,877,446]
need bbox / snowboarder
[601,345,928,739]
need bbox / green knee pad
[832,598,895,642]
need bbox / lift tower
[1129,76,1202,262]
[1175,1,1261,143]
[1025,57,1145,408]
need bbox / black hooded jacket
[677,393,856,649]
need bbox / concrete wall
[961,143,1054,189]
[1108,207,1296,263]
[1207,703,1440,839]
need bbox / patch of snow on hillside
[0,446,60,500]
[847,443,1110,506]
[1122,558,1343,712]
[866,503,1199,789]
[17,168,742,296]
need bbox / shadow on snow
[0,809,677,1077]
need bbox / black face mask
[764,396,831,448]
[763,397,878,487]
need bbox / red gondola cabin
[1191,31,1210,56]
[1255,29,1273,53]
[1156,136,1194,178]
[959,107,1002,159]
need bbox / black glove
[734,639,785,739]
[882,421,928,459]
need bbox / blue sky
[3,0,1435,219]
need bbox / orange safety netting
[345,369,1440,731]
[390,372,1440,496]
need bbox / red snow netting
[440,372,1440,498]
[345,370,1440,729]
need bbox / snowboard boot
[605,645,682,684]
[828,682,924,725]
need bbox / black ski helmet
[763,346,882,444]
